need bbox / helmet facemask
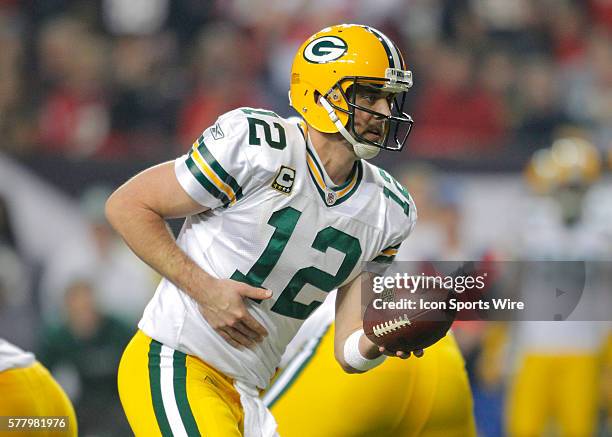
[320,68,414,157]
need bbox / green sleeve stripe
[372,254,395,264]
[385,243,402,251]
[196,136,244,202]
[148,340,173,437]
[185,155,231,207]
[172,351,201,436]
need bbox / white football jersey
[139,108,416,389]
[0,339,35,372]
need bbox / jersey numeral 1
[230,207,301,293]
[231,207,362,320]
[379,169,412,217]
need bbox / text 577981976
[0,416,68,431]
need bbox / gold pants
[0,361,77,437]
[506,354,599,437]
[118,330,245,436]
[269,327,476,437]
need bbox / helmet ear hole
[313,90,321,105]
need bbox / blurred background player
[266,291,476,437]
[505,137,612,437]
[0,338,77,437]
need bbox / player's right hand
[197,279,272,349]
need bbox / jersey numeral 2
[242,109,287,150]
[231,207,362,320]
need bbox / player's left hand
[378,346,424,359]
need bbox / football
[363,286,456,353]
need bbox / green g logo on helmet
[303,36,347,64]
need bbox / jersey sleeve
[371,168,417,265]
[174,109,252,209]
[372,241,403,265]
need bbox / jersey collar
[299,122,364,207]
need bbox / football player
[266,291,476,437]
[507,137,611,437]
[0,338,77,436]
[107,24,420,436]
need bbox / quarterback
[107,24,417,436]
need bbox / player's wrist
[179,261,219,302]
[343,329,386,372]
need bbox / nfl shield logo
[325,191,336,206]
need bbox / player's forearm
[335,278,385,372]
[105,194,215,299]
[334,285,384,372]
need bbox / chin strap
[320,97,380,160]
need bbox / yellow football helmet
[525,148,557,194]
[289,24,413,159]
[525,137,601,194]
[549,137,601,186]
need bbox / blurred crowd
[0,1,611,436]
[0,0,610,163]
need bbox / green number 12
[231,207,362,320]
